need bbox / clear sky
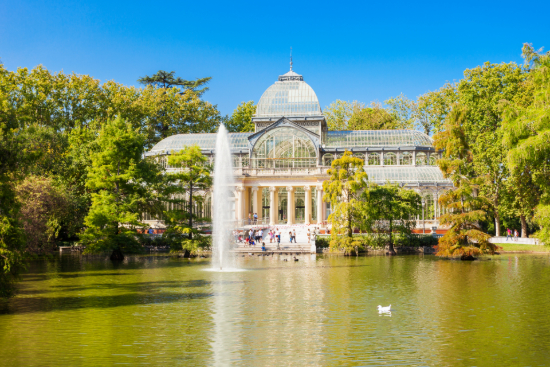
[1,0,549,116]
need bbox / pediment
[247,117,321,150]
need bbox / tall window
[429,154,438,166]
[323,154,334,166]
[416,152,427,165]
[400,152,413,165]
[384,152,397,165]
[368,152,380,165]
[251,127,317,168]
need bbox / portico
[235,183,326,227]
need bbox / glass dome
[255,71,322,117]
[251,127,317,168]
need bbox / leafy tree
[323,151,371,253]
[15,176,71,254]
[138,70,212,96]
[81,117,163,260]
[226,101,256,132]
[348,102,404,130]
[385,86,458,135]
[0,65,26,297]
[164,146,212,257]
[323,100,365,130]
[368,183,421,255]
[436,180,500,259]
[502,45,550,244]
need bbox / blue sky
[1,0,549,116]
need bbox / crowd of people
[235,227,320,249]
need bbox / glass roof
[255,78,322,117]
[146,133,252,155]
[325,130,433,147]
[364,166,451,184]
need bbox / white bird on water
[377,305,391,312]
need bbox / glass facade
[256,81,322,117]
[251,127,317,168]
[146,132,253,156]
[325,130,433,148]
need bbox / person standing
[258,229,263,242]
[277,228,281,248]
[253,212,258,225]
[248,212,252,225]
[292,229,297,243]
[506,228,511,241]
[307,229,311,244]
[514,229,519,241]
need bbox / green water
[1,253,550,366]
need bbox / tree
[436,180,500,259]
[226,101,256,132]
[138,70,212,97]
[502,45,550,244]
[81,117,163,261]
[0,64,26,297]
[368,184,421,255]
[163,145,212,257]
[323,151,370,254]
[348,102,404,130]
[323,100,365,130]
[15,176,71,254]
[384,94,416,130]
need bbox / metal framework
[325,130,433,147]
[251,127,316,168]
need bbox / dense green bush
[318,233,438,252]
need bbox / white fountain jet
[211,124,237,271]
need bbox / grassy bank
[496,243,550,253]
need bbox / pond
[1,253,550,366]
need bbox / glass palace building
[147,68,452,228]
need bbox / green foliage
[137,70,212,97]
[323,151,371,252]
[81,117,163,255]
[348,102,404,130]
[323,100,365,130]
[226,101,256,132]
[368,183,422,254]
[15,176,72,253]
[502,46,550,244]
[163,145,212,254]
[436,181,500,258]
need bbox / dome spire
[290,47,293,71]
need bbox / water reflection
[2,254,550,366]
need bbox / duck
[377,305,391,312]
[293,257,299,261]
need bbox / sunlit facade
[147,67,453,228]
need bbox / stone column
[433,191,438,220]
[304,185,311,225]
[235,186,245,225]
[380,151,384,165]
[251,187,259,220]
[413,150,417,166]
[286,186,294,225]
[316,185,324,225]
[269,186,277,226]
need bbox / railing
[233,167,330,176]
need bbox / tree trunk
[188,183,193,240]
[110,248,124,261]
[520,215,528,238]
[387,219,396,255]
[494,209,501,237]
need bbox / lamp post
[422,199,426,234]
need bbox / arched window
[251,127,317,168]
[429,154,438,166]
[352,153,365,163]
[416,152,427,165]
[384,152,397,165]
[368,152,380,165]
[323,154,334,166]
[400,152,413,165]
